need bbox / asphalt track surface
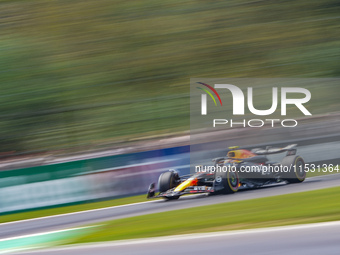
[13,221,340,255]
[1,174,340,240]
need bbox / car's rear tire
[281,155,306,183]
[158,171,179,193]
[214,168,239,194]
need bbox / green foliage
[0,0,339,151]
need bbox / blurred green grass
[0,194,152,224]
[0,0,339,152]
[69,185,340,243]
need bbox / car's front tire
[158,171,180,192]
[214,168,239,194]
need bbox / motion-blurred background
[1,0,339,154]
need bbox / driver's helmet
[227,151,235,158]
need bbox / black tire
[214,168,239,194]
[158,171,179,193]
[281,155,306,183]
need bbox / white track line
[0,226,94,242]
[1,173,340,227]
[14,220,340,253]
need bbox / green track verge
[0,195,154,224]
[0,227,93,254]
[69,186,340,244]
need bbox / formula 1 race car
[147,144,306,200]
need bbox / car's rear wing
[251,144,297,156]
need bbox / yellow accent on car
[229,146,239,150]
[174,178,195,192]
